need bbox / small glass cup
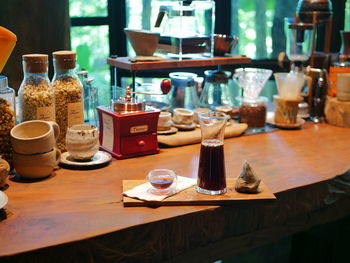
[147,169,177,195]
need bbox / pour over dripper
[233,68,272,101]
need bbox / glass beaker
[284,18,313,70]
[196,112,228,195]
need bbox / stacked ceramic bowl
[10,120,61,179]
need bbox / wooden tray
[123,178,276,207]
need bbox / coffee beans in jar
[18,54,55,123]
[52,51,84,152]
[239,97,268,129]
[0,98,15,167]
[0,76,15,167]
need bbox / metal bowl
[213,34,239,56]
[124,29,160,56]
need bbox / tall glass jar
[52,51,84,152]
[0,75,16,167]
[18,54,55,122]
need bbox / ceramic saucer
[59,151,112,169]
[171,121,196,131]
[267,116,305,129]
[157,127,178,135]
[0,191,8,209]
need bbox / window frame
[70,0,348,85]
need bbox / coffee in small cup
[172,108,194,125]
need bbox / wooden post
[0,0,70,90]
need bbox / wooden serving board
[122,178,276,207]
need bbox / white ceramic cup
[194,108,211,124]
[172,108,194,125]
[66,124,100,160]
[13,148,61,179]
[337,73,350,101]
[10,120,59,154]
[157,112,172,131]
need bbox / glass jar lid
[53,50,77,69]
[169,72,197,88]
[22,54,48,73]
[236,96,268,106]
[0,75,8,88]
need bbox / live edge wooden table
[1,123,350,263]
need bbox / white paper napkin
[123,176,196,201]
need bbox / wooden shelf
[107,55,251,71]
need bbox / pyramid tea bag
[235,161,261,193]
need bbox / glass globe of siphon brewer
[52,50,84,152]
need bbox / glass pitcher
[168,72,198,111]
[196,112,228,195]
[198,70,234,109]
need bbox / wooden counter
[1,123,350,262]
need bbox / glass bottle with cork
[18,54,55,122]
[52,50,84,152]
[0,75,16,167]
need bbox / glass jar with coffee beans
[0,75,16,167]
[18,54,55,123]
[238,97,268,130]
[52,50,84,152]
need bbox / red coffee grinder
[97,80,171,159]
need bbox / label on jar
[102,113,114,151]
[36,105,55,121]
[67,102,84,127]
[328,66,350,97]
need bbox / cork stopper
[53,50,76,70]
[22,54,48,73]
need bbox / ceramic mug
[66,124,100,160]
[193,108,211,124]
[13,148,61,179]
[157,112,172,131]
[172,108,194,125]
[10,120,59,154]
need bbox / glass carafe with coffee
[196,112,228,195]
[233,68,272,131]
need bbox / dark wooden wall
[0,0,70,91]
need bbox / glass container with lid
[52,50,84,152]
[18,54,55,123]
[153,0,215,59]
[0,75,16,167]
[198,70,234,110]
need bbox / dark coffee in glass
[197,139,226,193]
